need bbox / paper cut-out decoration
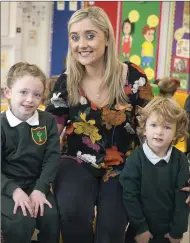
[144,67,155,80]
[141,26,156,68]
[130,55,141,66]
[176,39,189,58]
[57,1,65,11]
[147,15,159,27]
[69,1,77,11]
[122,19,134,59]
[174,27,186,41]
[128,10,140,23]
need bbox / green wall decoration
[119,2,161,82]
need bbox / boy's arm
[119,153,149,235]
[34,116,60,195]
[1,127,19,197]
[1,173,19,197]
[169,153,189,239]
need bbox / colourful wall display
[168,2,190,93]
[118,2,161,82]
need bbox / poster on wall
[168,2,190,93]
[118,2,161,82]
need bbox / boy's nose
[26,94,33,102]
[155,126,163,135]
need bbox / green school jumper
[1,110,60,243]
[120,146,189,242]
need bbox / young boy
[120,96,189,243]
[1,62,60,243]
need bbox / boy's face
[144,112,177,157]
[4,75,44,121]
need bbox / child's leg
[95,177,128,243]
[1,194,36,243]
[36,191,60,243]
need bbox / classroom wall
[1,1,189,93]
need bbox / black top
[120,146,189,239]
[46,62,153,180]
[1,110,60,196]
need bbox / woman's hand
[12,188,34,217]
[164,233,182,243]
[135,231,153,243]
[29,190,52,218]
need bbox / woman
[46,6,153,243]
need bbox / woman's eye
[71,35,79,41]
[87,34,94,39]
[150,123,156,127]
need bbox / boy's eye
[165,126,171,130]
[71,35,79,41]
[150,123,156,127]
[34,93,41,98]
[20,90,27,95]
[87,33,94,39]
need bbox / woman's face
[69,18,108,67]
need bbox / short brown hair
[137,96,189,144]
[7,62,46,91]
[142,26,155,35]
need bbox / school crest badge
[31,126,47,145]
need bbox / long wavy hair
[66,6,128,106]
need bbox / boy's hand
[181,179,190,206]
[29,190,52,218]
[164,233,182,243]
[135,231,153,243]
[12,188,34,217]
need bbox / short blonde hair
[138,96,189,144]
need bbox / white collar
[143,141,173,165]
[6,108,39,127]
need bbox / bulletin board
[50,1,81,76]
[118,2,162,82]
[167,2,190,93]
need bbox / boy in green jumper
[1,62,60,243]
[120,96,189,243]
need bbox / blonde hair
[138,96,189,144]
[7,62,46,91]
[66,6,127,106]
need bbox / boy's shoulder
[172,146,188,163]
[0,111,8,124]
[126,146,144,164]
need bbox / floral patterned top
[46,62,153,181]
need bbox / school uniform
[120,142,189,243]
[1,109,60,243]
